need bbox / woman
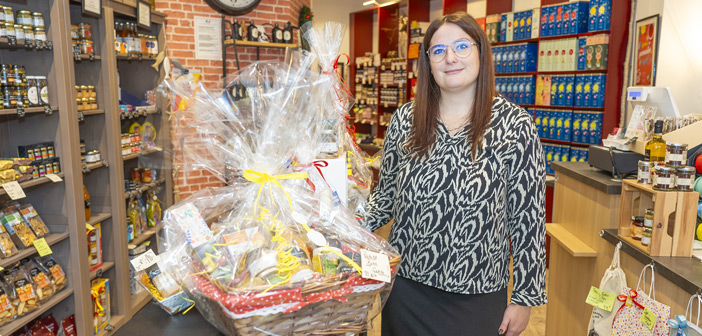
[362,12,546,336]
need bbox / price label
[89,53,95,61]
[2,181,26,200]
[585,286,617,312]
[138,53,143,61]
[33,238,53,257]
[25,39,33,49]
[8,36,16,46]
[45,173,63,182]
[361,249,391,283]
[78,111,84,121]
[641,307,656,330]
[130,249,158,272]
[86,223,95,232]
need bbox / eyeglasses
[426,39,476,63]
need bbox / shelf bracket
[43,105,53,116]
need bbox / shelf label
[2,181,26,200]
[641,307,656,330]
[8,36,16,46]
[89,53,95,61]
[585,286,616,312]
[361,249,391,283]
[25,39,33,49]
[45,174,63,183]
[78,111,84,121]
[74,51,81,62]
[33,238,53,257]
[130,249,158,272]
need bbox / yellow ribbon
[243,170,308,211]
[91,288,104,314]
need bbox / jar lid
[656,166,674,173]
[32,12,42,16]
[87,150,100,155]
[666,142,687,149]
[645,208,654,214]
[13,24,21,28]
[631,216,644,221]
[80,85,87,89]
[71,25,78,29]
[79,23,91,27]
[23,25,32,29]
[677,166,696,173]
[87,85,95,89]
[638,161,653,166]
[34,27,44,31]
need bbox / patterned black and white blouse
[362,96,547,306]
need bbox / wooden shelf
[110,0,166,24]
[0,37,53,50]
[83,160,108,173]
[537,69,609,75]
[491,37,540,46]
[496,71,538,76]
[0,173,65,197]
[127,223,163,249]
[223,39,297,48]
[0,106,58,116]
[534,105,605,111]
[0,288,74,336]
[90,261,116,280]
[82,109,105,116]
[88,212,112,226]
[97,314,126,336]
[124,179,165,199]
[122,147,162,161]
[546,223,597,257]
[116,53,158,61]
[75,54,101,61]
[539,30,611,41]
[0,232,70,269]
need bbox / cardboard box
[530,8,540,38]
[597,0,611,31]
[588,0,599,31]
[91,278,111,334]
[541,6,551,37]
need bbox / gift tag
[46,173,63,182]
[130,249,158,272]
[2,181,26,200]
[585,286,616,312]
[361,249,391,283]
[33,238,53,257]
[641,307,656,329]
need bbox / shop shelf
[537,69,608,75]
[0,173,66,197]
[90,261,115,280]
[88,212,112,226]
[0,106,58,116]
[0,288,74,336]
[124,179,166,199]
[0,232,70,269]
[83,160,108,174]
[534,105,605,111]
[0,37,53,50]
[97,315,126,336]
[127,223,163,249]
[116,53,159,61]
[122,147,163,161]
[539,30,611,41]
[75,54,101,61]
[223,39,297,49]
[545,223,596,257]
[82,109,105,116]
[495,72,538,76]
[491,37,540,46]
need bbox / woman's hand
[498,303,531,336]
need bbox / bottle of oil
[644,120,666,163]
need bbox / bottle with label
[84,185,91,220]
[233,20,243,40]
[272,23,282,43]
[644,120,666,164]
[247,20,258,41]
[283,22,293,44]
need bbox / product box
[589,111,603,144]
[555,4,564,36]
[543,40,555,72]
[540,6,551,37]
[501,12,514,42]
[579,112,591,143]
[555,111,564,140]
[597,0,611,31]
[558,76,567,106]
[566,38,577,71]
[562,110,573,142]
[549,109,558,139]
[572,112,582,142]
[548,5,558,37]
[570,1,591,34]
[592,74,606,107]
[542,75,552,106]
[577,37,587,70]
[525,76,535,105]
[588,0,599,31]
[562,145,571,162]
[486,14,502,43]
[88,223,103,272]
[513,11,523,40]
[564,75,575,107]
[586,34,610,70]
[534,76,544,106]
[541,110,551,139]
[550,75,558,106]
[507,46,516,73]
[519,77,527,105]
[582,75,593,108]
[534,110,543,137]
[91,278,111,335]
[537,42,546,71]
[552,41,561,71]
[574,75,583,107]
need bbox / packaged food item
[91,278,110,334]
[4,265,40,316]
[0,221,19,258]
[37,255,67,292]
[61,315,77,336]
[87,223,103,272]
[22,259,54,302]
[0,169,16,183]
[1,206,37,248]
[146,192,162,228]
[19,204,50,237]
[0,160,13,170]
[0,281,17,326]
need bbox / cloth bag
[668,293,702,336]
[612,263,671,336]
[588,242,628,336]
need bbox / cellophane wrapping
[157,22,399,335]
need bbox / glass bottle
[644,120,666,164]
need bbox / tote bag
[588,242,628,336]
[668,294,702,336]
[612,264,671,336]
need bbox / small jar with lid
[0,7,5,22]
[18,87,29,107]
[0,19,6,38]
[81,97,89,111]
[89,97,97,110]
[4,7,13,24]
[653,166,675,191]
[80,39,93,55]
[78,23,92,40]
[74,86,80,99]
[141,168,152,183]
[17,10,31,26]
[87,85,96,98]
[33,27,46,42]
[70,25,79,40]
[641,227,652,247]
[36,76,48,105]
[631,216,644,240]
[11,86,22,108]
[86,150,101,163]
[26,76,39,107]
[12,65,25,87]
[5,22,15,40]
[665,143,688,168]
[23,25,33,43]
[76,97,83,111]
[13,24,23,41]
[2,86,12,108]
[0,64,10,86]
[79,85,88,99]
[644,208,654,228]
[675,166,696,191]
[31,12,44,28]
[637,160,653,184]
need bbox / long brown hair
[407,12,495,159]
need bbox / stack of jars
[71,22,93,55]
[75,84,97,111]
[114,21,158,58]
[1,6,47,48]
[1,64,49,109]
[120,132,141,156]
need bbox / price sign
[2,181,26,200]
[137,1,151,30]
[585,286,617,312]
[45,174,63,182]
[33,238,53,257]
[130,249,158,272]
[641,307,656,329]
[361,249,391,283]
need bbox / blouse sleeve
[361,106,405,231]
[506,111,547,306]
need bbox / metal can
[31,12,44,28]
[86,150,101,163]
[78,23,92,40]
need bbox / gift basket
[156,22,399,335]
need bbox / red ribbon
[612,289,646,328]
[312,160,331,188]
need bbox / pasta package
[1,206,37,248]
[19,204,50,237]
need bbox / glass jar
[131,168,141,182]
[81,97,89,111]
[644,208,654,228]
[631,216,644,240]
[31,12,44,28]
[0,20,6,38]
[641,227,652,246]
[80,39,93,54]
[0,7,5,22]
[23,25,33,43]
[37,76,48,105]
[3,86,14,108]
[26,76,39,107]
[676,166,695,191]
[5,22,15,40]
[13,24,23,41]
[70,25,79,40]
[665,143,688,168]
[87,85,96,98]
[637,160,653,184]
[11,86,21,108]
[653,166,675,191]
[79,85,88,99]
[76,97,83,111]
[71,40,79,54]
[89,97,97,110]
[17,10,31,26]
[0,64,10,86]
[33,27,46,42]
[14,65,25,87]
[4,7,13,24]
[74,86,80,99]
[78,23,92,40]
[19,86,29,108]
[141,168,152,183]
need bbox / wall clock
[205,0,262,16]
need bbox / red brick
[174,27,194,35]
[172,50,194,58]
[169,3,181,10]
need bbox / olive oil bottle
[644,120,666,163]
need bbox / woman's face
[428,23,480,95]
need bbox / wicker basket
[190,256,400,336]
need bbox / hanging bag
[668,293,702,336]
[612,263,671,336]
[588,242,628,336]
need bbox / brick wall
[154,0,310,199]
